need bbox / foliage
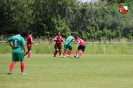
[0,0,133,41]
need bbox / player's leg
[58,45,62,56]
[54,46,58,57]
[78,45,86,58]
[74,46,80,57]
[74,49,79,57]
[67,44,73,58]
[63,44,67,57]
[27,46,32,59]
[8,53,17,74]
[19,53,27,75]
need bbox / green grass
[0,54,133,88]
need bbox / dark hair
[71,32,75,36]
[16,29,22,34]
[75,35,78,39]
[28,31,32,34]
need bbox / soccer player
[74,36,86,58]
[63,33,76,58]
[7,29,27,75]
[26,31,38,59]
[49,32,64,57]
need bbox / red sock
[63,50,66,56]
[76,50,79,55]
[54,50,58,57]
[59,50,62,56]
[28,52,31,58]
[68,50,73,55]
[79,51,83,57]
[9,62,15,72]
[21,62,24,72]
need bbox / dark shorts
[64,44,72,50]
[12,53,24,62]
[78,45,86,52]
[27,46,32,51]
[54,45,62,50]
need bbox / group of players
[49,32,86,58]
[7,29,86,75]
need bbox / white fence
[2,41,133,54]
[86,42,133,54]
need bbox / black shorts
[78,45,86,52]
[27,46,32,51]
[54,45,62,50]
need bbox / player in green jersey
[7,29,27,75]
[63,33,76,58]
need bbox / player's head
[16,29,22,34]
[71,33,75,36]
[58,32,61,36]
[28,31,32,35]
[75,35,79,39]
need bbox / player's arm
[7,38,13,48]
[22,38,26,55]
[22,46,26,55]
[76,40,80,46]
[49,39,54,45]
[49,36,57,45]
[31,37,38,45]
[61,38,65,43]
[72,39,77,44]
[7,42,13,48]
[69,38,77,44]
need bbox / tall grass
[1,42,133,54]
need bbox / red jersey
[54,35,64,47]
[27,34,33,46]
[77,38,86,46]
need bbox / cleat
[21,72,27,75]
[8,72,13,75]
[74,56,76,58]
[77,56,80,59]
[67,55,71,58]
[63,56,66,58]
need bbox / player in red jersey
[49,32,64,57]
[26,31,38,59]
[74,36,86,58]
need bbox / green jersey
[65,35,74,45]
[7,35,26,53]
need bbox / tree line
[0,0,133,41]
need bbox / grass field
[0,54,133,88]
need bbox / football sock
[21,62,24,72]
[76,50,79,56]
[28,52,31,58]
[68,50,73,55]
[79,51,83,57]
[59,50,62,56]
[9,62,15,72]
[54,50,58,57]
[63,50,66,56]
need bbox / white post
[103,42,106,54]
[132,42,133,54]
